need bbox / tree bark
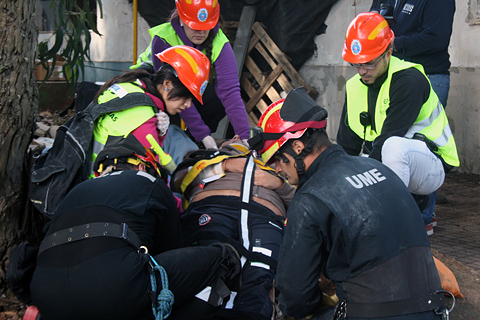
[0,0,42,295]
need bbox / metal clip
[442,308,449,320]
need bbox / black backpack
[30,92,158,218]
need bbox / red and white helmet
[252,88,327,165]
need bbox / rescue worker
[91,45,210,176]
[336,12,459,210]
[173,137,295,320]
[252,87,448,319]
[29,134,241,320]
[132,0,250,149]
[370,0,456,234]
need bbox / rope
[149,255,174,320]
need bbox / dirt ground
[2,172,479,320]
[429,171,480,320]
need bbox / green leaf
[37,0,104,92]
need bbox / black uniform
[276,145,443,319]
[30,170,225,320]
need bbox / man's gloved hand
[242,139,250,148]
[155,111,170,136]
[202,135,218,149]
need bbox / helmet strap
[283,130,319,177]
[281,144,308,176]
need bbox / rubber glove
[242,139,250,148]
[155,111,170,136]
[202,135,218,149]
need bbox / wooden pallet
[240,22,318,125]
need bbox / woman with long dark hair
[91,45,210,174]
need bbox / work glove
[202,135,218,149]
[155,111,170,136]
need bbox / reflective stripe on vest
[131,22,229,69]
[346,57,459,167]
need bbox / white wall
[299,0,480,174]
[89,0,150,63]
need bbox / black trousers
[30,244,224,320]
[182,196,284,320]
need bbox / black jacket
[39,170,183,267]
[276,145,441,319]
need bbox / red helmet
[176,0,220,31]
[255,88,327,164]
[155,45,210,104]
[342,12,394,64]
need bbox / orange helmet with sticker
[155,45,210,104]
[342,12,394,64]
[176,0,220,31]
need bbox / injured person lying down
[171,137,295,320]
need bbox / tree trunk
[0,0,42,296]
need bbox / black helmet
[94,133,163,177]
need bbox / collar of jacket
[170,16,220,52]
[297,145,346,190]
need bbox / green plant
[37,0,103,93]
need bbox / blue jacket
[371,0,455,75]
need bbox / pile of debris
[29,110,75,155]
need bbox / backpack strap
[87,92,159,121]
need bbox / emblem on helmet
[200,80,208,96]
[197,8,208,22]
[351,39,362,55]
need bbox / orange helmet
[176,0,220,31]
[252,88,327,165]
[342,12,394,64]
[155,45,210,104]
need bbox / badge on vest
[108,84,129,98]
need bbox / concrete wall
[86,0,151,81]
[299,0,480,174]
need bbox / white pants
[381,136,445,195]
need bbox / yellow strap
[180,148,273,193]
[181,154,240,193]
